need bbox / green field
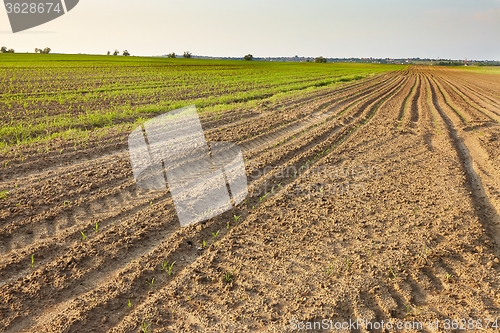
[0,54,404,148]
[457,66,500,75]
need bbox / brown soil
[1,67,500,333]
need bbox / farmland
[0,55,398,149]
[1,56,500,332]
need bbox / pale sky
[1,0,499,60]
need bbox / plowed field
[1,64,500,332]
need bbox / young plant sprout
[161,261,176,276]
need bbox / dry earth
[1,67,500,332]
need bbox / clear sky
[1,0,499,60]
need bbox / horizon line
[2,52,499,63]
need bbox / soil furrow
[69,72,409,333]
[428,77,500,255]
[23,73,407,333]
[409,74,421,124]
[398,74,417,121]
[3,67,500,333]
[0,74,402,295]
[438,76,500,122]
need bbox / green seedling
[226,222,230,229]
[389,266,397,278]
[161,261,176,276]
[345,257,352,270]
[233,214,241,222]
[445,273,453,282]
[128,299,132,308]
[420,244,429,259]
[0,190,9,200]
[212,230,219,239]
[326,263,336,275]
[146,277,155,287]
[80,231,87,241]
[95,222,99,233]
[141,320,151,333]
[161,261,168,271]
[404,303,412,315]
[224,271,233,283]
[202,240,207,248]
[30,254,35,268]
[63,200,71,206]
[404,303,420,316]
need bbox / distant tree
[244,54,253,61]
[183,51,192,58]
[437,60,463,66]
[35,48,39,53]
[107,51,110,55]
[7,48,14,53]
[42,47,51,54]
[113,50,119,56]
[167,52,176,58]
[314,56,327,63]
[0,46,7,53]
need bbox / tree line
[35,47,51,54]
[0,46,15,53]
[1,47,330,63]
[107,50,130,56]
[166,51,192,58]
[0,47,52,54]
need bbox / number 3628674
[5,2,62,14]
